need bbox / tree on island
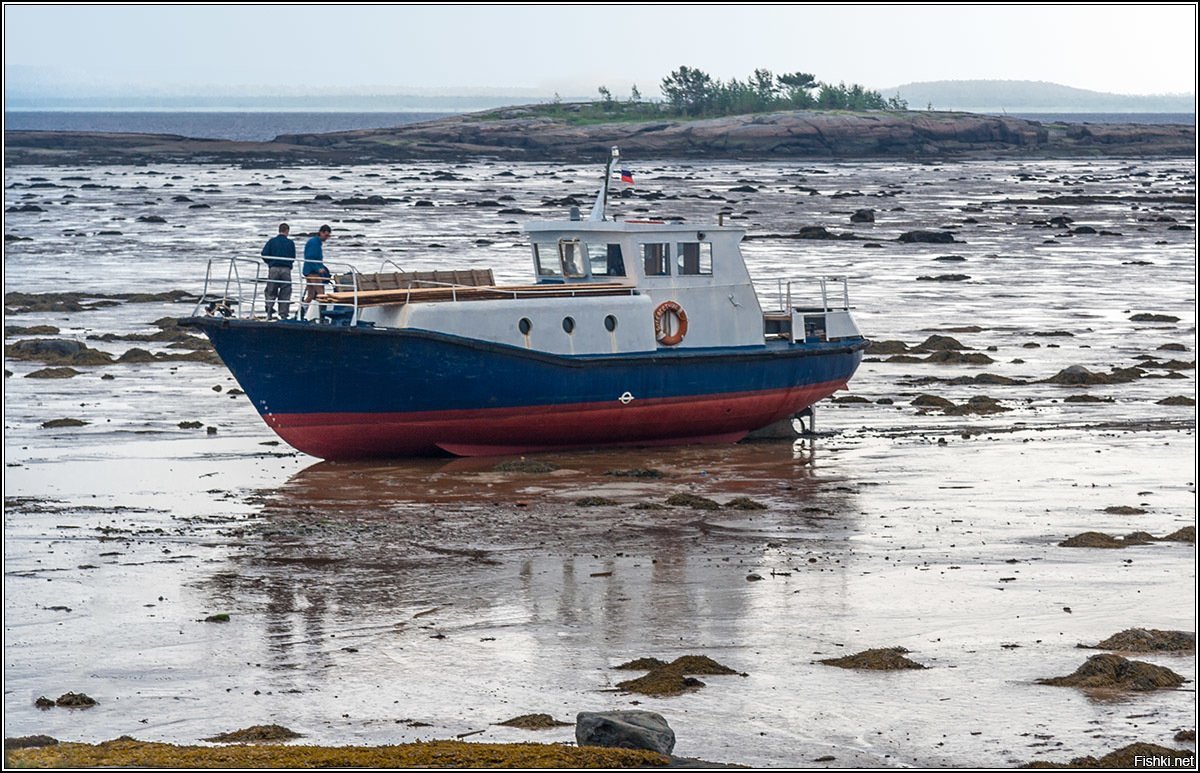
[659,66,905,116]
[512,65,905,124]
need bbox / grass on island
[5,738,670,769]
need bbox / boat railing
[758,275,852,314]
[192,257,364,324]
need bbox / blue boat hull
[181,318,866,459]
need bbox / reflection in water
[198,443,859,675]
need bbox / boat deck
[320,283,636,307]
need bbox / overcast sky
[5,4,1197,97]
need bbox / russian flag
[619,169,634,184]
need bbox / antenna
[588,146,619,221]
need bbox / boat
[180,149,867,459]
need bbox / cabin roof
[523,220,745,235]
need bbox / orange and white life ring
[653,301,688,346]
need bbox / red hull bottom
[266,382,845,459]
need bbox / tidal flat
[3,157,1195,767]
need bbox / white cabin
[355,219,766,355]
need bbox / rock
[118,348,158,363]
[5,735,59,749]
[819,647,926,670]
[1163,526,1195,543]
[916,274,970,281]
[1058,531,1157,548]
[1026,742,1195,769]
[614,657,668,671]
[1042,365,1114,385]
[204,724,301,743]
[866,340,910,354]
[792,225,859,240]
[137,215,167,223]
[914,335,966,351]
[726,496,768,510]
[665,493,721,510]
[899,230,957,243]
[496,713,571,729]
[55,692,97,708]
[947,396,1010,415]
[1037,654,1186,691]
[7,338,114,365]
[923,350,994,365]
[1157,396,1195,406]
[850,208,874,223]
[1089,628,1194,653]
[26,367,81,379]
[576,710,675,756]
[1130,313,1180,323]
[41,418,88,429]
[1103,506,1146,515]
[575,496,619,507]
[913,394,955,409]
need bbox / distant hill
[886,80,1195,113]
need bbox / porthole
[604,314,618,332]
[518,317,532,335]
[562,316,576,334]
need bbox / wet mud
[3,157,1194,768]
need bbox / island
[5,107,1194,166]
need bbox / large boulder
[576,710,675,756]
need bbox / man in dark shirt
[302,224,333,311]
[261,223,296,319]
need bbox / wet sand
[4,157,1196,766]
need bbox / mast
[588,146,619,221]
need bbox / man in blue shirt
[260,222,296,319]
[302,225,334,316]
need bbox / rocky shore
[6,108,1194,165]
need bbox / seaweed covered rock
[1037,654,1186,691]
[613,654,743,696]
[204,724,301,743]
[496,714,571,730]
[1087,628,1194,653]
[1023,742,1195,768]
[819,647,927,670]
[576,710,675,756]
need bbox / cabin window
[676,242,713,275]
[642,243,670,276]
[533,244,561,277]
[518,317,533,334]
[587,243,626,277]
[604,314,618,331]
[562,316,576,334]
[559,239,587,278]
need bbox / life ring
[653,301,688,346]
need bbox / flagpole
[589,146,619,221]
